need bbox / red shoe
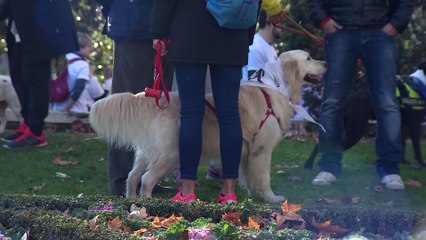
[218,193,238,204]
[3,128,47,149]
[1,122,28,142]
[170,187,196,202]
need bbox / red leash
[145,38,171,109]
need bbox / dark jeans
[108,40,173,196]
[175,63,242,180]
[9,42,51,136]
[318,27,402,179]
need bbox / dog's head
[279,50,327,102]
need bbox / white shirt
[102,77,112,96]
[51,53,91,113]
[242,33,279,79]
[86,75,105,109]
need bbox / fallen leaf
[52,155,73,165]
[275,163,290,169]
[311,217,349,238]
[248,216,260,230]
[129,204,149,220]
[107,216,122,229]
[152,215,165,229]
[44,123,58,133]
[405,178,423,188]
[89,215,98,230]
[161,213,184,227]
[55,172,71,178]
[123,225,132,234]
[317,197,337,205]
[134,227,150,235]
[281,200,302,213]
[65,147,74,153]
[275,212,306,230]
[222,212,244,226]
[62,208,70,216]
[27,183,46,191]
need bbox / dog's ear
[283,59,302,103]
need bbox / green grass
[1,131,426,213]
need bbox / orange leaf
[248,216,260,230]
[134,227,150,235]
[52,155,73,165]
[161,213,183,227]
[276,212,306,230]
[152,215,162,229]
[281,200,302,213]
[311,217,349,237]
[107,216,122,229]
[222,212,244,226]
[89,215,98,230]
[123,225,132,234]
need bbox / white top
[51,53,91,113]
[102,77,112,96]
[86,75,105,109]
[242,33,279,79]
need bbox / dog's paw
[265,194,286,204]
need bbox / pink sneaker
[170,187,197,202]
[217,193,238,204]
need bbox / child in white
[51,32,93,113]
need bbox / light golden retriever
[0,75,21,134]
[89,50,327,203]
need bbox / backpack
[49,57,83,102]
[205,0,260,29]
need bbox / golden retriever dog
[0,75,22,134]
[90,50,327,203]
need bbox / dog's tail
[89,92,175,149]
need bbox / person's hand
[153,39,167,56]
[267,10,287,25]
[320,18,342,34]
[382,23,398,36]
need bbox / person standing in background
[95,0,174,196]
[1,0,79,148]
[243,10,284,79]
[307,0,415,190]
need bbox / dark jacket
[308,0,415,33]
[6,0,79,63]
[150,0,256,65]
[96,0,153,41]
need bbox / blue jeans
[175,63,242,180]
[318,27,402,179]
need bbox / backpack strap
[68,57,83,64]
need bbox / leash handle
[145,37,171,109]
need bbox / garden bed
[0,194,424,239]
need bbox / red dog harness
[205,87,279,130]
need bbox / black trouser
[9,42,51,136]
[108,40,173,196]
[400,107,426,164]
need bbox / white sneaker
[312,172,337,186]
[381,174,405,191]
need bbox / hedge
[0,194,423,239]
